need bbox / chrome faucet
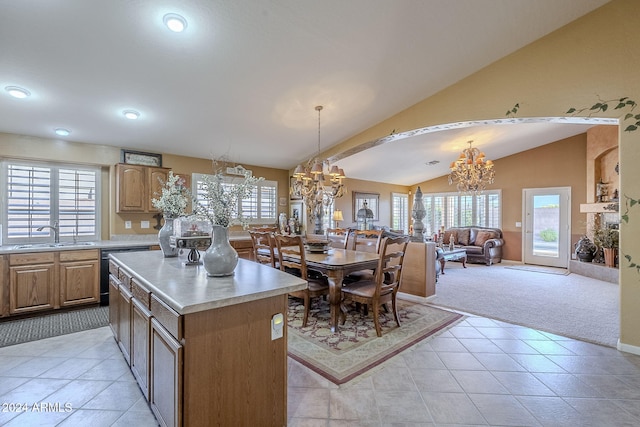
[37,220,60,243]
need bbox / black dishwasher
[100,246,151,305]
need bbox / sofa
[442,226,504,265]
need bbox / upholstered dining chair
[248,229,277,268]
[273,233,330,327]
[340,235,410,337]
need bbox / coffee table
[439,248,467,274]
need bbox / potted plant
[593,227,619,267]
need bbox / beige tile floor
[1,313,640,426]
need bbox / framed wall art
[121,149,163,167]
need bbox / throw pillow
[474,230,498,247]
[457,228,470,246]
[443,230,457,245]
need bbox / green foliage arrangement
[539,228,558,242]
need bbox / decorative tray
[305,241,330,253]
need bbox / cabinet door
[150,318,183,427]
[132,298,151,400]
[59,260,99,307]
[231,239,253,260]
[9,263,56,315]
[117,164,146,212]
[0,255,7,317]
[148,167,169,213]
[118,284,133,365]
[108,274,120,339]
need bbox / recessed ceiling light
[5,85,31,99]
[55,128,71,136]
[123,110,140,120]
[163,13,187,32]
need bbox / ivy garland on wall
[506,97,640,277]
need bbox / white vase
[158,217,178,258]
[203,225,238,276]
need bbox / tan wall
[411,134,589,261]
[331,178,409,229]
[0,132,290,238]
[321,0,640,350]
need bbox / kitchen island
[108,251,306,427]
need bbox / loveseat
[442,226,504,265]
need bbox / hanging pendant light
[290,106,347,230]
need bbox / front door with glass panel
[523,187,571,268]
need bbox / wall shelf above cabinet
[579,202,619,213]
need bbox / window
[391,193,409,233]
[419,190,501,237]
[1,160,100,243]
[192,173,277,224]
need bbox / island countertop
[109,250,306,315]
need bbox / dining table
[294,248,380,332]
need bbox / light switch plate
[125,221,132,229]
[515,221,522,228]
[141,221,150,229]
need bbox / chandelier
[448,141,495,194]
[290,106,347,224]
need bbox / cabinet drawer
[9,252,55,266]
[231,239,253,250]
[118,268,133,289]
[109,260,119,276]
[59,249,99,262]
[150,294,183,340]
[131,277,151,309]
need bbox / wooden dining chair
[326,228,349,249]
[273,233,329,327]
[343,229,385,285]
[248,229,277,268]
[340,235,410,337]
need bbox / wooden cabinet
[108,274,120,338]
[150,316,183,427]
[8,252,56,315]
[5,249,100,317]
[118,283,133,365]
[132,297,152,400]
[0,255,7,317]
[231,238,253,260]
[108,254,291,427]
[59,249,100,307]
[116,163,170,213]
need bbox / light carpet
[429,261,619,347]
[505,264,570,275]
[287,298,463,384]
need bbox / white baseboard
[617,339,640,356]
[398,292,435,304]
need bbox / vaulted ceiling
[0,0,611,185]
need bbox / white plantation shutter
[193,173,277,224]
[58,168,97,237]
[391,193,408,233]
[3,161,100,242]
[420,190,501,236]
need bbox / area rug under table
[287,298,463,384]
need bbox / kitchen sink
[13,242,96,249]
